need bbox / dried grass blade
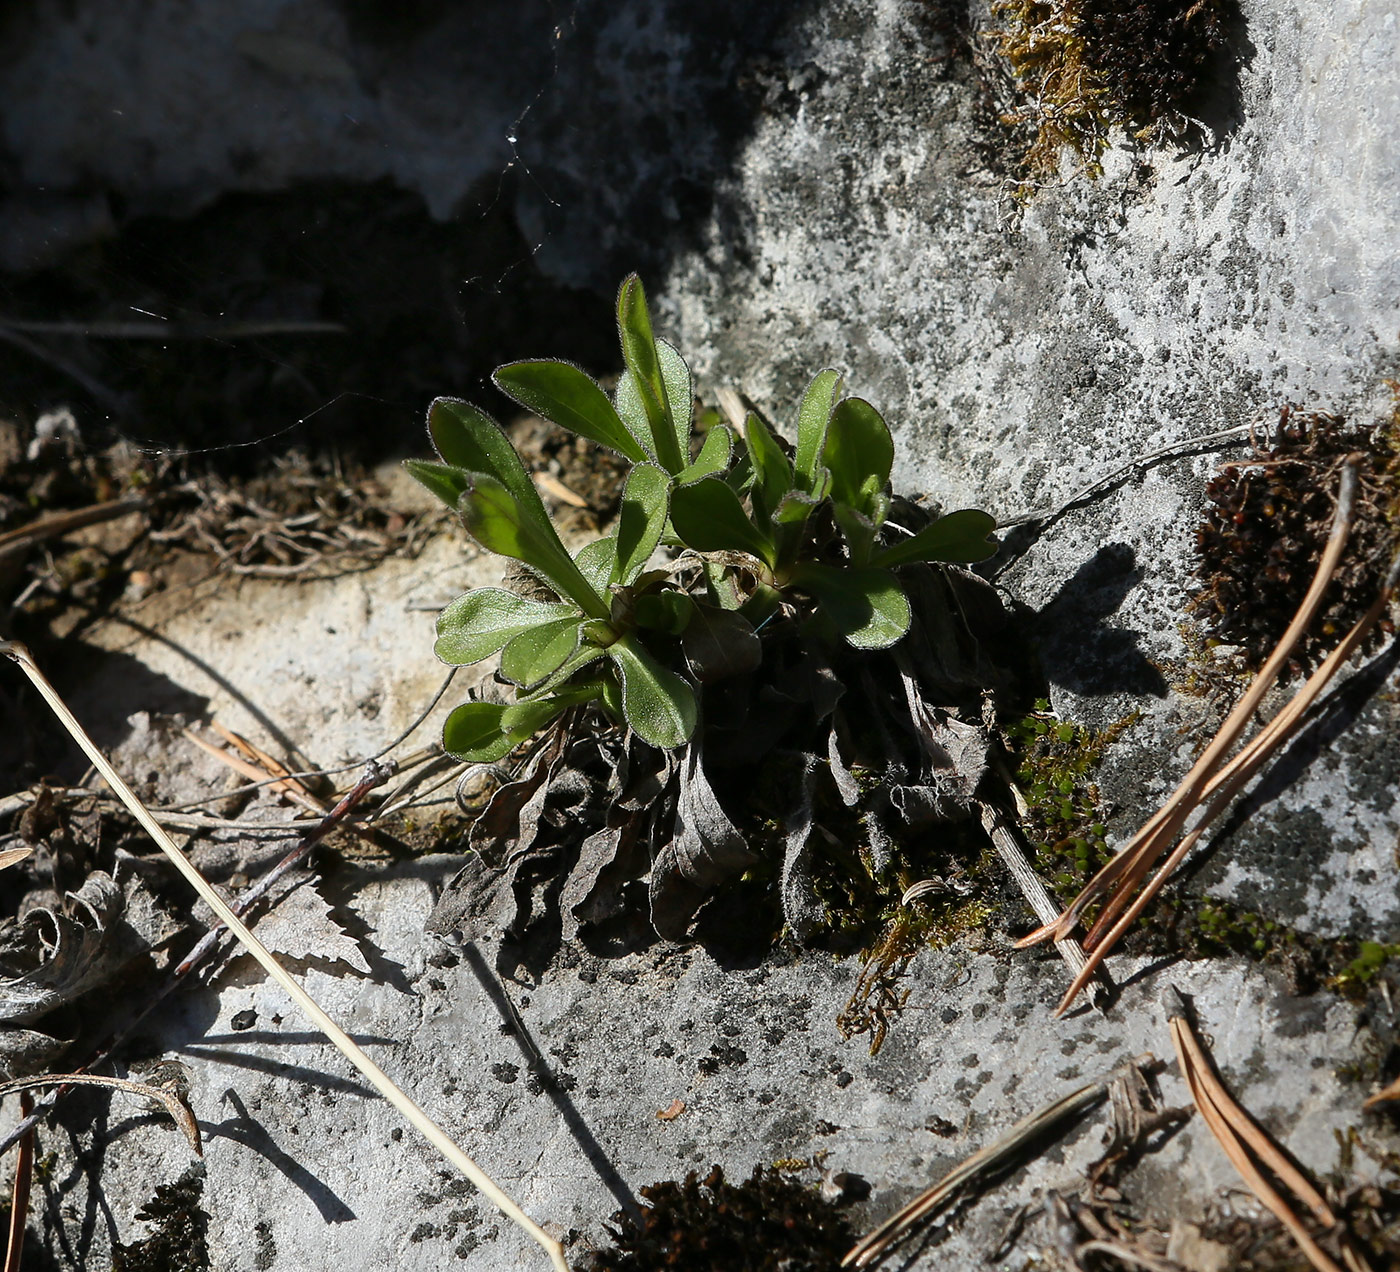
[1167,994,1369,1272]
[182,727,324,814]
[208,722,321,807]
[1,640,571,1272]
[843,1057,1151,1268]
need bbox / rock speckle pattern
[2,1,1397,1269]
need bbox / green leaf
[493,360,648,461]
[793,369,843,494]
[499,616,585,687]
[823,396,893,519]
[832,501,879,568]
[612,463,672,586]
[872,509,999,568]
[532,641,609,695]
[676,424,733,485]
[744,411,794,528]
[427,398,544,521]
[402,459,469,511]
[434,588,577,666]
[791,563,911,649]
[500,696,570,737]
[635,590,695,635]
[616,275,685,472]
[607,635,697,749]
[669,477,776,568]
[657,339,693,464]
[574,536,619,595]
[459,474,609,619]
[442,702,514,763]
[682,604,761,682]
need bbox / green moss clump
[1331,941,1400,1001]
[1004,699,1138,904]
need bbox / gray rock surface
[2,0,1398,1269]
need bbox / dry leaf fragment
[656,1099,685,1121]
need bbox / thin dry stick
[842,1056,1153,1268]
[0,496,148,554]
[0,1074,202,1155]
[1019,459,1360,955]
[976,790,1106,1007]
[0,640,570,1272]
[4,1092,33,1272]
[1166,991,1370,1272]
[0,766,389,1158]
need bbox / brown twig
[0,496,148,555]
[4,1093,33,1272]
[1166,989,1371,1272]
[0,1074,201,1156]
[842,1055,1154,1268]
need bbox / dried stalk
[0,1073,201,1155]
[842,1055,1154,1268]
[976,787,1106,1008]
[1053,555,1400,1010]
[0,639,570,1272]
[1166,990,1371,1272]
[4,1092,33,1272]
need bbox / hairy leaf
[682,603,761,682]
[823,396,893,518]
[459,474,609,618]
[657,338,694,464]
[745,411,795,529]
[574,535,619,595]
[792,562,912,649]
[493,360,648,461]
[442,701,513,763]
[426,398,544,519]
[612,463,671,586]
[401,459,469,510]
[616,276,685,471]
[874,509,999,568]
[794,368,843,494]
[832,500,879,568]
[607,635,697,749]
[635,590,695,635]
[670,477,776,568]
[677,423,734,485]
[434,588,577,666]
[499,616,585,687]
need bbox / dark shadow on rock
[204,1089,356,1223]
[1033,544,1167,698]
[462,941,641,1221]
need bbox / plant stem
[0,639,570,1272]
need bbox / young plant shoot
[407,274,998,766]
